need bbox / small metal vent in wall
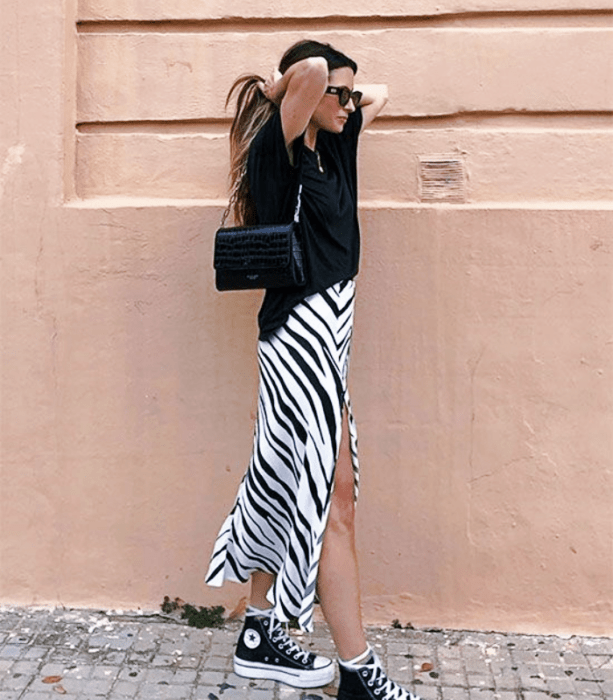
[418,156,466,203]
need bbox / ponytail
[226,75,275,226]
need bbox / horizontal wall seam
[76,112,613,134]
[77,120,231,134]
[63,197,613,211]
[375,113,613,129]
[76,11,613,33]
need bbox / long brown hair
[225,40,358,225]
[225,75,275,226]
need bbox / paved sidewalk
[0,607,611,699]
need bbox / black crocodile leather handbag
[214,185,306,291]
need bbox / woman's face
[310,66,356,134]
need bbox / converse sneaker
[338,650,423,700]
[233,608,335,688]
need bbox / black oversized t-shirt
[247,107,363,339]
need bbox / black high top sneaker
[338,650,423,700]
[233,608,335,688]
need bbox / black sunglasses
[325,85,363,108]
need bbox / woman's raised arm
[355,84,389,131]
[263,57,329,156]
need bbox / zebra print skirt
[206,279,359,632]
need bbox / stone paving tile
[0,608,611,699]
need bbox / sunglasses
[325,85,363,108]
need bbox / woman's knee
[328,482,355,533]
[329,412,356,530]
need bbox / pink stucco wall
[1,0,612,635]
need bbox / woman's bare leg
[317,412,369,661]
[250,572,274,610]
[248,413,367,660]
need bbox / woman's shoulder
[249,109,303,175]
[251,109,283,153]
[247,110,300,207]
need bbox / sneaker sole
[233,657,335,688]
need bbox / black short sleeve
[247,111,302,226]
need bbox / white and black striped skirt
[206,279,360,632]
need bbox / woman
[206,40,421,700]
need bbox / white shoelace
[267,617,311,664]
[359,654,422,700]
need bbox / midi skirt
[205,279,360,632]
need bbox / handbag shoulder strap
[219,167,244,228]
[293,184,302,223]
[219,165,302,228]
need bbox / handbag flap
[214,223,296,271]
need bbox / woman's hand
[261,69,285,106]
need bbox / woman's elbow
[297,56,329,85]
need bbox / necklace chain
[314,150,324,174]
